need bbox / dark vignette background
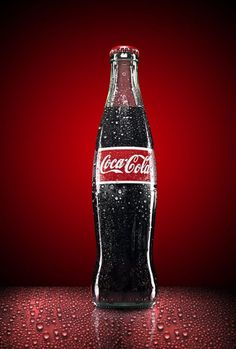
[0,1,235,288]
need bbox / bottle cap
[110,45,139,58]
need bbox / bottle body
[92,47,157,308]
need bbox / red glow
[1,2,235,286]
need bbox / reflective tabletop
[0,287,235,348]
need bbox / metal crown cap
[109,45,139,58]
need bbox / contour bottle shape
[92,46,157,308]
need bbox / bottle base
[93,300,155,309]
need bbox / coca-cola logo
[100,154,151,174]
[96,147,156,184]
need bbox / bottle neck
[105,58,143,107]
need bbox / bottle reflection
[91,307,157,349]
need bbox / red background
[1,1,235,287]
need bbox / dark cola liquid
[92,107,157,308]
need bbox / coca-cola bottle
[92,45,157,308]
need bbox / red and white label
[96,147,156,184]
